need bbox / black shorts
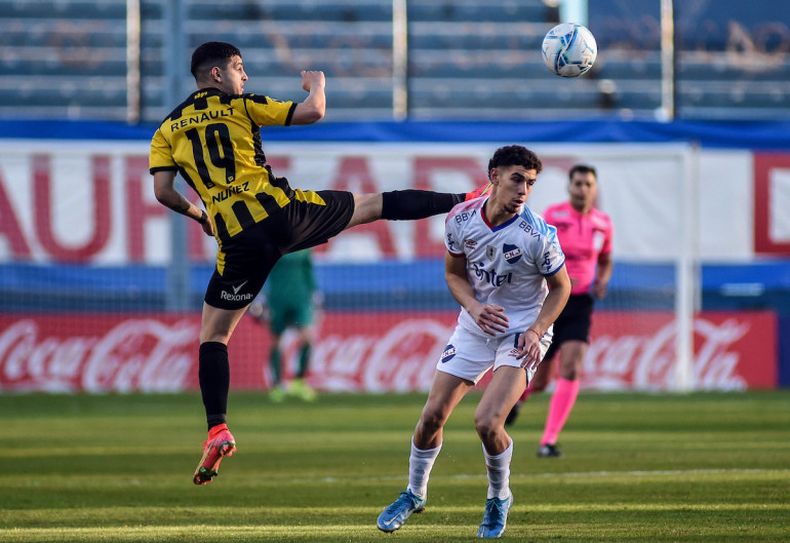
[204,190,355,310]
[544,293,594,361]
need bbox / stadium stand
[0,0,787,121]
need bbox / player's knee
[418,409,447,435]
[531,376,548,392]
[348,193,382,227]
[474,414,502,441]
[560,366,578,380]
[298,328,314,344]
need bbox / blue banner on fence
[2,119,790,150]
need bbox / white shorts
[436,325,552,384]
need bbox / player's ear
[489,167,499,184]
[211,66,222,82]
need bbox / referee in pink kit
[505,164,613,458]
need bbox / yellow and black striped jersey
[149,87,296,243]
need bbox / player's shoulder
[543,201,571,221]
[242,92,292,107]
[159,89,243,124]
[446,198,483,227]
[590,207,613,229]
[519,205,556,237]
[241,92,270,104]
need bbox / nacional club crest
[503,243,522,264]
[486,245,497,261]
[441,344,457,363]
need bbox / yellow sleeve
[149,128,177,174]
[244,94,296,127]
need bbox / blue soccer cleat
[476,493,513,538]
[376,489,426,533]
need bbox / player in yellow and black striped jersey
[149,41,484,486]
[150,87,298,242]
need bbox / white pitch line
[306,467,790,485]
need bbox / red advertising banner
[754,152,790,255]
[0,144,757,264]
[0,311,776,393]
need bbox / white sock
[483,440,513,500]
[407,440,442,499]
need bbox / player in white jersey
[376,145,571,539]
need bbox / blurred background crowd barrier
[1,0,788,121]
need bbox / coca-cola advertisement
[0,310,776,393]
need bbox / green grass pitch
[1,391,788,542]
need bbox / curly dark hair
[191,42,242,79]
[487,145,543,178]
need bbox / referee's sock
[381,190,465,220]
[199,341,230,431]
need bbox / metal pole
[660,0,675,121]
[559,0,588,25]
[392,0,409,120]
[674,145,697,392]
[163,0,190,311]
[125,0,141,123]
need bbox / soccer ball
[541,23,597,78]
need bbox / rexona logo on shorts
[441,344,457,363]
[220,281,253,302]
[503,243,522,264]
[221,290,254,302]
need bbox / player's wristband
[197,210,208,225]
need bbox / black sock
[381,190,465,220]
[199,341,230,431]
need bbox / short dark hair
[191,41,242,79]
[487,145,542,178]
[569,164,597,180]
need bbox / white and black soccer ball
[542,23,597,78]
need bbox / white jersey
[444,197,565,339]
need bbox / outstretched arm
[290,70,326,125]
[153,171,214,236]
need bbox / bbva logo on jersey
[503,244,522,264]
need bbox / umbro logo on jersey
[503,243,522,264]
[441,344,457,363]
[464,238,477,248]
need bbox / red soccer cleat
[193,423,236,485]
[465,182,493,201]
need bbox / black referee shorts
[544,293,594,361]
[203,190,355,310]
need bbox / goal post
[527,142,700,392]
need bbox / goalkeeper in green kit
[249,249,318,402]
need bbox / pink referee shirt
[544,201,613,296]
